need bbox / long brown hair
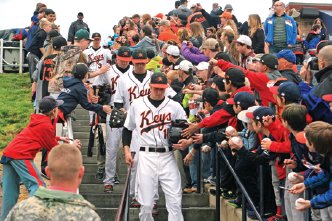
[248,14,264,38]
[223,29,241,63]
[178,28,190,43]
[142,25,160,52]
[313,18,326,30]
[189,22,204,38]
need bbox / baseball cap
[117,46,132,61]
[252,54,264,62]
[269,82,301,102]
[275,50,296,64]
[215,52,231,62]
[162,57,172,66]
[238,106,260,123]
[180,0,189,3]
[48,29,59,38]
[39,96,64,114]
[77,12,83,16]
[52,36,67,50]
[225,67,245,83]
[260,54,279,70]
[202,38,218,50]
[323,94,332,102]
[72,63,89,79]
[227,92,255,108]
[233,35,252,47]
[166,45,180,56]
[146,49,155,59]
[219,12,232,19]
[197,87,220,103]
[132,49,148,63]
[175,1,181,7]
[316,40,332,54]
[246,106,275,124]
[150,72,169,89]
[295,131,306,144]
[92,33,101,39]
[156,20,170,27]
[178,14,188,21]
[154,13,164,19]
[224,4,234,10]
[75,29,93,41]
[175,60,193,73]
[208,76,225,92]
[195,62,209,71]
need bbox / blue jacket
[238,124,259,151]
[26,15,40,50]
[57,76,103,116]
[263,13,297,46]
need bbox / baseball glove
[109,107,127,128]
[168,119,189,144]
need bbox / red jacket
[3,114,60,160]
[217,59,276,107]
[158,28,179,43]
[198,86,253,130]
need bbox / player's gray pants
[89,111,94,123]
[103,116,123,186]
[312,199,332,220]
[96,123,106,170]
[284,168,305,221]
[137,151,183,221]
[271,163,281,206]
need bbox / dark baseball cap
[72,63,89,79]
[78,12,83,16]
[316,40,332,54]
[162,57,172,66]
[180,0,188,3]
[52,36,67,50]
[269,82,301,102]
[132,49,148,63]
[225,67,245,83]
[197,87,220,103]
[48,29,59,38]
[260,54,278,70]
[215,52,231,62]
[146,49,155,59]
[208,76,225,92]
[175,0,181,6]
[150,72,169,88]
[227,91,255,108]
[117,47,132,61]
[92,33,101,38]
[39,96,64,113]
[75,29,93,41]
[178,14,188,21]
[246,106,275,124]
[275,50,296,64]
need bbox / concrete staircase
[72,106,216,221]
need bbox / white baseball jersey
[83,46,113,81]
[124,96,187,147]
[93,65,134,106]
[113,71,177,111]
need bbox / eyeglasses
[273,4,282,7]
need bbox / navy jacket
[57,76,103,116]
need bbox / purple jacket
[181,43,209,65]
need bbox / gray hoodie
[129,36,165,56]
[173,5,193,18]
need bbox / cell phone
[198,77,203,82]
[279,186,292,191]
[187,41,191,46]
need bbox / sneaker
[191,187,198,193]
[209,188,223,197]
[41,172,50,180]
[89,122,92,126]
[264,215,282,221]
[209,178,216,186]
[183,185,192,194]
[114,177,120,184]
[222,190,236,199]
[104,185,113,193]
[204,176,213,183]
[95,168,105,180]
[227,199,242,208]
[152,204,159,215]
[130,199,141,207]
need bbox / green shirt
[273,13,287,47]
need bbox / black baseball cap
[92,33,101,38]
[48,29,59,38]
[269,82,301,102]
[132,49,148,63]
[208,76,225,91]
[78,12,83,16]
[39,96,64,113]
[215,52,231,62]
[175,1,181,6]
[72,63,89,79]
[162,57,172,66]
[146,49,155,59]
[178,14,188,21]
[260,54,279,70]
[227,91,255,108]
[117,47,132,61]
[316,40,332,54]
[197,87,220,103]
[225,67,245,83]
[180,0,188,3]
[52,36,67,50]
[246,106,275,124]
[150,72,169,88]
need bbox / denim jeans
[268,44,291,54]
[189,144,212,188]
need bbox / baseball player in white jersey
[113,49,176,213]
[90,47,134,191]
[123,72,187,221]
[84,32,113,124]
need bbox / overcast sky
[0,0,331,44]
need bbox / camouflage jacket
[48,45,87,94]
[5,186,101,221]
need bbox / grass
[0,73,33,149]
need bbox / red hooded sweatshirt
[3,114,60,160]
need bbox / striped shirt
[273,13,287,47]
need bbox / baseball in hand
[226,126,235,134]
[288,172,297,182]
[221,140,228,147]
[295,198,304,208]
[231,137,240,144]
[263,138,271,142]
[203,145,210,151]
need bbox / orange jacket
[158,28,179,43]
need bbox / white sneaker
[204,176,213,183]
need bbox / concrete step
[73,108,90,116]
[73,119,91,126]
[95,207,215,221]
[82,193,210,208]
[83,156,97,164]
[74,132,92,139]
[82,173,126,184]
[83,164,127,174]
[80,183,166,194]
[74,114,91,121]
[72,126,91,132]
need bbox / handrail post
[242,193,247,221]
[197,100,203,193]
[0,38,3,73]
[215,146,220,221]
[67,117,74,143]
[19,40,22,73]
[259,165,264,216]
[304,190,310,221]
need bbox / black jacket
[210,7,223,17]
[279,69,303,85]
[251,28,265,54]
[201,9,238,30]
[238,21,249,36]
[68,20,90,43]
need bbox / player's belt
[140,147,173,152]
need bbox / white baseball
[226,126,235,134]
[203,145,210,152]
[295,198,305,208]
[288,172,297,182]
[263,138,271,142]
[231,137,240,144]
[221,140,228,147]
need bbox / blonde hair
[189,22,204,38]
[248,14,264,38]
[223,29,241,63]
[39,18,51,29]
[223,18,237,34]
[178,28,190,43]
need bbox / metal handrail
[217,148,263,221]
[115,152,135,221]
